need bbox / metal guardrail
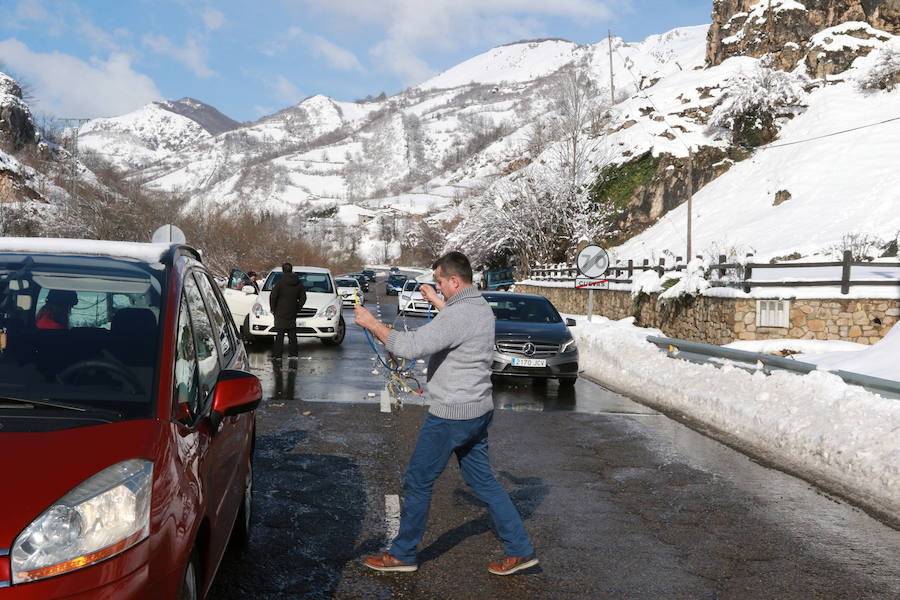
[647,335,900,400]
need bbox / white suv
[247,266,344,345]
[398,279,441,316]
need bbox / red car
[0,238,261,599]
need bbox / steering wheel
[57,359,144,394]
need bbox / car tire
[241,315,254,343]
[180,547,201,600]
[322,316,345,345]
[230,451,253,549]
[558,377,577,388]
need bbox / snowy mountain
[7,0,899,266]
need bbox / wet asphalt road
[208,275,900,599]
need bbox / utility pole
[686,149,693,261]
[60,117,91,218]
[608,30,615,105]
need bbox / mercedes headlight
[560,338,577,353]
[322,304,337,319]
[251,302,268,317]
[11,459,153,584]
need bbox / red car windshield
[0,254,164,427]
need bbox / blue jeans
[390,411,533,562]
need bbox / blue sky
[0,0,713,122]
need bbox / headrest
[111,308,157,335]
[47,289,78,307]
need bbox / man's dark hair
[432,251,472,283]
[248,271,257,278]
[282,263,293,273]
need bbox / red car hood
[0,419,165,549]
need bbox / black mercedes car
[484,292,578,387]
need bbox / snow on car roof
[270,265,331,273]
[0,237,175,264]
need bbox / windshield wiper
[0,396,123,421]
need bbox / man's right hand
[419,284,445,311]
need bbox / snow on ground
[565,312,900,520]
[610,77,900,263]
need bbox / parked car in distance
[222,267,259,339]
[248,266,344,345]
[385,273,407,295]
[389,266,400,273]
[335,276,364,306]
[0,237,261,599]
[484,292,578,387]
[361,268,376,282]
[398,279,441,316]
[482,267,515,291]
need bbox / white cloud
[142,33,215,78]
[281,27,363,72]
[201,7,225,32]
[286,0,614,83]
[269,75,302,104]
[307,35,364,72]
[0,38,162,117]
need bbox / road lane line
[384,494,401,543]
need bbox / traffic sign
[576,245,609,278]
[575,278,609,289]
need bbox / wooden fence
[529,251,900,295]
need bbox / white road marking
[384,494,401,543]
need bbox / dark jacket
[269,272,307,330]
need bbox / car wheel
[323,316,345,345]
[558,377,577,388]
[230,453,253,549]
[179,548,201,600]
[241,315,253,343]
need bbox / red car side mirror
[211,370,262,422]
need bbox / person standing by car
[269,262,306,361]
[354,251,537,576]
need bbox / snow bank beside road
[567,315,900,523]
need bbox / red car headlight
[11,459,153,584]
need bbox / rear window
[388,275,406,283]
[0,254,165,427]
[484,295,562,323]
[263,271,334,293]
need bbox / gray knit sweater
[385,285,494,419]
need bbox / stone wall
[515,284,899,345]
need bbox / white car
[398,279,441,316]
[247,266,345,345]
[222,267,260,339]
[335,276,364,307]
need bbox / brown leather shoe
[488,553,539,575]
[364,552,418,572]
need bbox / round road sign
[576,245,609,278]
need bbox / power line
[750,115,900,150]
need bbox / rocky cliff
[0,73,36,151]
[707,0,900,73]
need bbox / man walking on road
[354,251,537,576]
[269,262,306,361]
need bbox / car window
[484,296,562,323]
[336,278,358,287]
[173,291,200,423]
[183,273,221,404]
[0,255,163,426]
[403,281,416,291]
[194,271,235,364]
[227,268,253,291]
[263,271,334,293]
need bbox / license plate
[511,357,546,368]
